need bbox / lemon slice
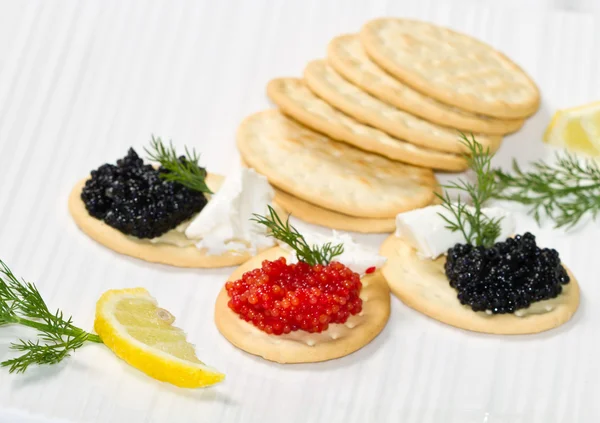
[544,101,600,155]
[94,288,224,388]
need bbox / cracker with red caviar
[214,207,390,363]
[215,247,389,363]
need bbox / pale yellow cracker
[245,156,440,232]
[304,60,502,155]
[267,78,467,172]
[241,157,396,233]
[69,174,282,268]
[360,19,540,119]
[327,34,525,135]
[274,187,396,233]
[214,246,390,363]
[379,235,580,334]
[237,110,438,219]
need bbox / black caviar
[445,232,569,314]
[81,148,207,238]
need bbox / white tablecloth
[0,1,598,422]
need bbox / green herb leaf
[493,153,600,228]
[145,135,213,194]
[435,133,502,247]
[251,206,344,266]
[0,261,101,374]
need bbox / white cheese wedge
[395,205,516,259]
[281,230,386,276]
[185,167,275,255]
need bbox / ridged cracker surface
[237,110,437,219]
[214,247,390,363]
[303,60,502,155]
[267,78,467,172]
[240,157,396,233]
[274,188,395,233]
[69,174,281,268]
[327,34,525,135]
[360,19,540,119]
[379,235,580,334]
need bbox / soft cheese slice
[281,230,386,275]
[395,205,515,259]
[185,168,275,255]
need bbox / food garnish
[442,133,600,230]
[0,261,101,373]
[145,135,213,194]
[544,101,600,156]
[0,262,223,387]
[494,153,600,228]
[395,205,514,260]
[436,134,502,247]
[95,288,224,388]
[251,205,344,266]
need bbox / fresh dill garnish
[436,133,502,247]
[251,206,344,266]
[0,261,101,374]
[145,135,213,194]
[493,153,600,228]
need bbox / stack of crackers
[237,18,540,234]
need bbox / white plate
[0,1,598,422]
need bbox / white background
[0,1,599,422]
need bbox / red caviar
[365,266,376,274]
[226,257,363,335]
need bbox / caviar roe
[445,232,570,314]
[81,149,207,239]
[226,257,363,335]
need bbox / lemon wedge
[544,101,600,155]
[94,288,224,388]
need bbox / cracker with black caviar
[69,140,285,268]
[379,135,580,334]
[380,235,579,334]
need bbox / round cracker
[274,187,395,233]
[267,78,467,172]
[240,157,396,233]
[214,246,390,363]
[236,110,438,219]
[360,19,540,119]
[379,235,580,335]
[68,174,281,268]
[303,60,503,155]
[327,34,525,135]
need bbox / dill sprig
[145,135,213,194]
[251,206,344,266]
[436,133,502,247]
[0,261,101,374]
[493,153,600,228]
